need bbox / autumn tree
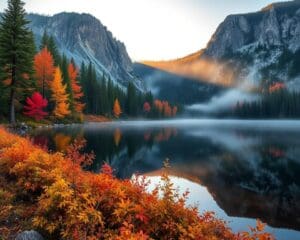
[34,47,55,98]
[172,106,178,117]
[154,100,163,114]
[68,62,85,113]
[162,101,172,117]
[113,98,122,118]
[23,92,48,120]
[50,67,70,118]
[0,0,36,123]
[143,102,151,113]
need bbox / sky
[0,0,290,61]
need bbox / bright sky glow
[0,0,290,61]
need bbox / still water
[30,119,300,240]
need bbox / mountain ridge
[143,0,300,90]
[26,12,145,91]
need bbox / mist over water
[30,119,300,240]
[186,88,258,114]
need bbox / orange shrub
[0,128,274,240]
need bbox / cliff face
[205,1,300,58]
[27,13,145,90]
[143,1,300,90]
[202,0,300,88]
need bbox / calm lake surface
[30,119,300,240]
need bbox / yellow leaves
[50,67,70,118]
[256,219,266,232]
[113,199,133,221]
[239,219,274,240]
[0,129,274,240]
[46,223,57,234]
[54,133,71,152]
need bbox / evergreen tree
[40,31,49,50]
[107,77,114,112]
[48,36,61,66]
[61,55,74,111]
[126,82,137,116]
[40,31,61,66]
[0,0,36,123]
[80,62,87,108]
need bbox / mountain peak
[27,12,145,91]
[261,0,300,11]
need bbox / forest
[0,0,178,125]
[232,83,300,119]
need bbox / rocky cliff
[144,1,300,90]
[201,0,300,88]
[27,12,144,90]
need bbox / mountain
[144,0,300,90]
[26,12,145,91]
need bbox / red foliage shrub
[0,128,274,240]
[269,82,285,93]
[143,102,151,113]
[23,92,48,120]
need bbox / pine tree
[40,31,61,66]
[86,62,94,113]
[40,31,49,50]
[0,0,36,123]
[48,36,61,66]
[79,62,87,110]
[50,67,70,118]
[126,82,137,116]
[61,55,74,111]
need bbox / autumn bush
[0,127,274,240]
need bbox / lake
[30,119,300,240]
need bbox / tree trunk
[10,58,17,124]
[9,87,16,124]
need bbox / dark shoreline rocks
[15,230,44,240]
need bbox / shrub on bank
[0,128,273,240]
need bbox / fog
[81,119,300,132]
[186,88,258,114]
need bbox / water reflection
[30,120,300,239]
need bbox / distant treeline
[80,62,179,119]
[232,88,300,119]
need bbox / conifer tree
[126,82,137,116]
[61,55,74,111]
[40,31,49,50]
[0,0,36,123]
[40,31,61,66]
[50,67,70,118]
